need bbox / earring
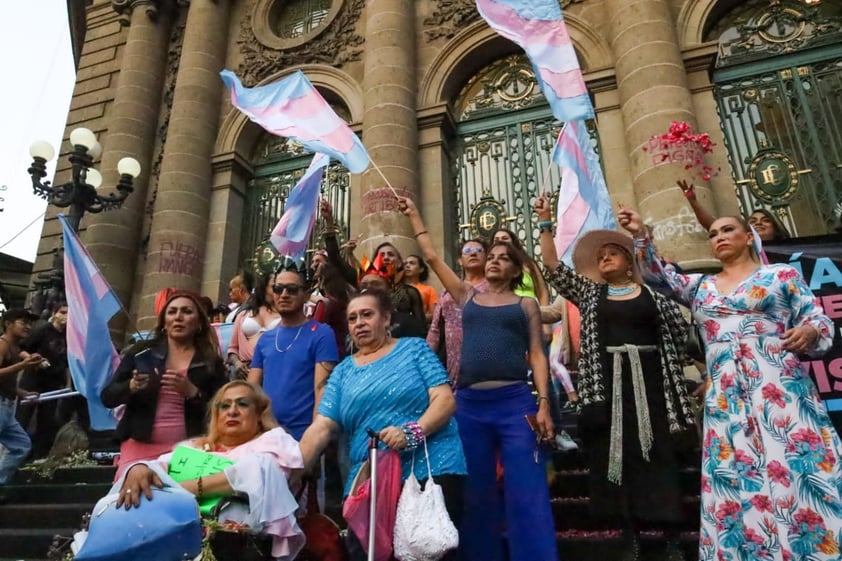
[626,269,633,278]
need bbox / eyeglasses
[215,397,254,411]
[462,247,485,255]
[272,283,305,296]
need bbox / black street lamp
[28,127,141,232]
[26,127,141,316]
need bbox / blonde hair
[199,381,279,449]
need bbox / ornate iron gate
[452,54,600,258]
[711,0,842,234]
[242,135,351,272]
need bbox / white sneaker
[554,430,579,451]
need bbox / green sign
[168,445,235,515]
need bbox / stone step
[0,503,91,530]
[12,465,116,485]
[549,466,701,498]
[557,530,698,559]
[0,528,78,560]
[549,445,702,473]
[1,482,111,504]
[551,495,700,531]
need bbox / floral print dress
[634,236,842,561]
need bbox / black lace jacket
[544,263,695,433]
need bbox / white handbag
[393,439,459,561]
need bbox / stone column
[83,0,172,333]
[604,0,716,263]
[358,0,419,260]
[137,0,231,327]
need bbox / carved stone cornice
[236,0,365,87]
[423,0,480,42]
[424,0,586,42]
[111,0,161,26]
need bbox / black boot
[620,529,641,561]
[664,534,685,561]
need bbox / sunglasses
[272,283,305,296]
[462,247,485,255]
[215,397,254,411]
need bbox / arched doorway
[451,54,600,256]
[710,0,842,235]
[240,133,352,272]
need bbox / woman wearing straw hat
[534,194,695,561]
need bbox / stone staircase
[0,464,113,561]
[0,422,702,560]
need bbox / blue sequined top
[318,337,467,496]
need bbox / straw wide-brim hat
[572,229,644,284]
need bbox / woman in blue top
[399,196,557,561]
[299,288,466,561]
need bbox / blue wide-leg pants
[456,383,558,561]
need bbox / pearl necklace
[607,283,637,297]
[274,324,305,353]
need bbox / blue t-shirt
[319,337,467,496]
[252,320,338,439]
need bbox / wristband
[401,421,425,450]
[537,220,553,229]
[537,395,550,405]
[414,230,428,238]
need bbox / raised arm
[616,207,703,308]
[321,198,359,287]
[678,180,716,231]
[397,196,470,305]
[533,193,597,307]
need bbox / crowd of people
[1,183,841,561]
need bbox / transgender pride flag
[553,121,616,265]
[270,152,330,260]
[60,215,120,430]
[220,70,370,173]
[476,0,594,122]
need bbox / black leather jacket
[101,341,227,443]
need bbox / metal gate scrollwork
[452,54,601,260]
[242,134,351,273]
[711,0,842,234]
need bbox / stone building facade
[32,0,842,335]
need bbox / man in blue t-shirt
[249,266,338,440]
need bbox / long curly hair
[199,381,279,449]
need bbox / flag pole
[539,122,568,195]
[368,158,401,199]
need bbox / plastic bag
[342,448,402,561]
[393,441,459,561]
[74,486,202,561]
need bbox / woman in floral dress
[619,209,842,561]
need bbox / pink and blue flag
[553,121,616,265]
[220,70,370,173]
[60,214,121,430]
[270,152,330,260]
[476,0,594,122]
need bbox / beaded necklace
[607,283,637,297]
